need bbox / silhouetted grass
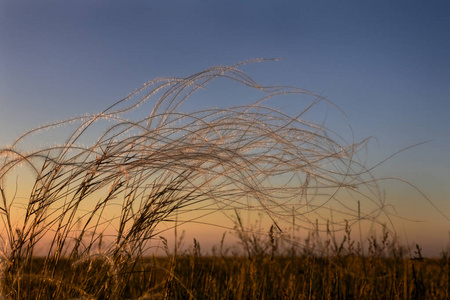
[0,60,446,298]
[4,229,448,299]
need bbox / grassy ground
[1,238,449,299]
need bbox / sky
[1,0,449,256]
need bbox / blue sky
[1,0,449,255]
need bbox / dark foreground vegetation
[1,233,449,299]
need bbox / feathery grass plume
[0,59,403,297]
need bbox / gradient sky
[1,0,449,256]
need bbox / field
[1,61,448,299]
[2,231,449,299]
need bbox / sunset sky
[1,1,449,256]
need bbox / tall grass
[0,60,436,298]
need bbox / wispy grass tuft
[0,60,434,298]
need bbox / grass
[2,228,449,299]
[0,59,447,298]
